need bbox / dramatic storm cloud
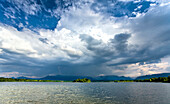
[0,0,170,78]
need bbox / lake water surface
[0,82,169,104]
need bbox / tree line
[0,77,169,83]
[0,77,65,82]
[114,76,170,83]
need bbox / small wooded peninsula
[73,78,91,82]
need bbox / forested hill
[135,73,170,80]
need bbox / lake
[0,82,169,104]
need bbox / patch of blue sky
[91,0,155,17]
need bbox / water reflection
[0,82,169,104]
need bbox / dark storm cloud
[79,33,132,65]
[110,33,131,52]
[80,30,170,67]
[0,51,41,76]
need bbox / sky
[0,0,170,78]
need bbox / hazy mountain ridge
[40,75,93,81]
[14,73,170,81]
[135,73,170,80]
[39,75,133,81]
[93,75,132,81]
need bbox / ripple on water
[0,82,169,104]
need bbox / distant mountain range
[135,73,170,80]
[92,75,132,81]
[16,75,132,81]
[40,75,93,81]
[15,73,170,81]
